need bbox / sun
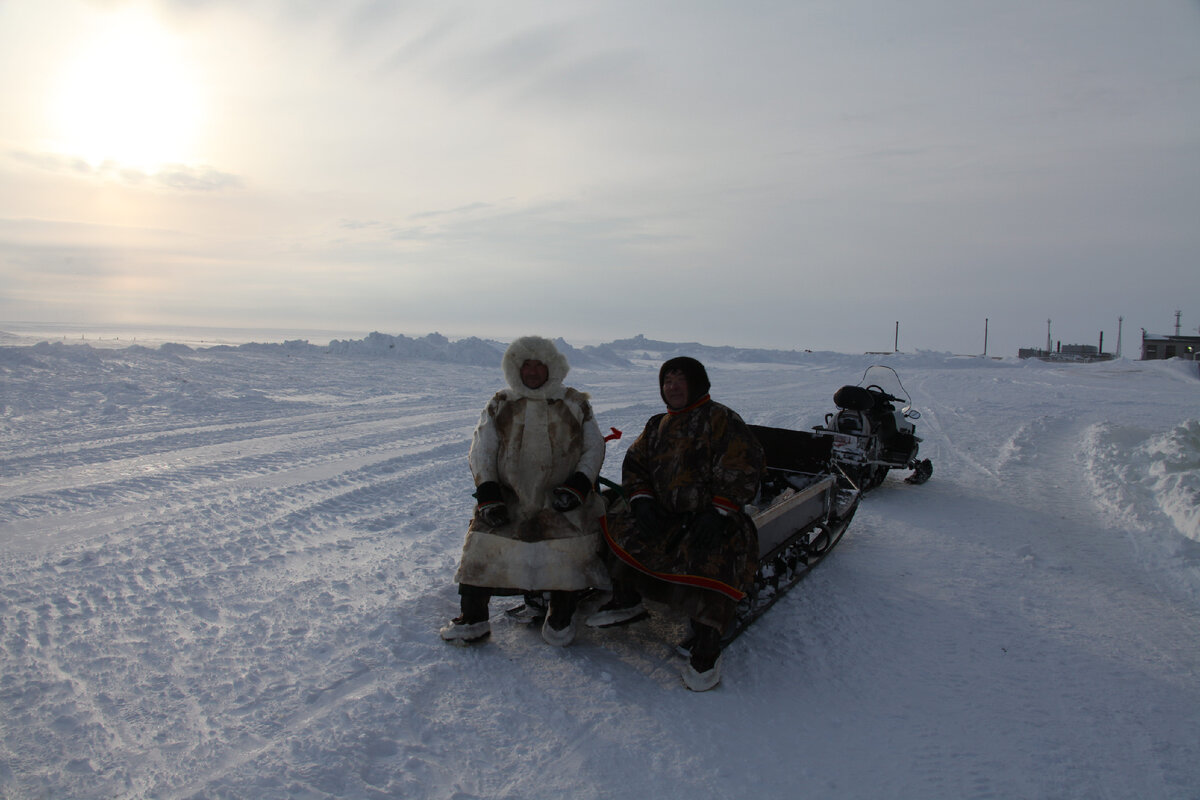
[48,7,205,173]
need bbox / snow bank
[1083,413,1200,609]
[1085,418,1200,534]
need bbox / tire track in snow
[0,409,477,554]
[0,360,484,797]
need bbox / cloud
[9,149,98,177]
[7,148,242,192]
[409,202,494,221]
[154,165,243,192]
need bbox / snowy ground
[2,335,1199,800]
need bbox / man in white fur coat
[440,335,609,647]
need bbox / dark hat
[659,356,710,407]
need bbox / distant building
[1018,343,1112,363]
[1062,343,1099,358]
[1141,332,1200,361]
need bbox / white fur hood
[502,335,570,400]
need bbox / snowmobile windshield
[859,365,912,412]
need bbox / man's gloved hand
[630,497,667,538]
[552,472,593,512]
[689,509,731,551]
[474,481,510,527]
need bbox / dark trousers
[458,584,492,623]
[459,584,580,627]
[688,620,722,671]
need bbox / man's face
[520,359,549,389]
[662,369,689,410]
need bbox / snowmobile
[815,365,933,492]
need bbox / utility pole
[1176,310,1183,336]
[1116,316,1123,358]
[894,321,899,353]
[983,318,988,357]
[1046,319,1052,353]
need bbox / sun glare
[48,8,204,173]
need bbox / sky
[1,0,1198,356]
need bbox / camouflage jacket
[623,396,764,515]
[602,396,765,606]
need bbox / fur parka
[603,388,764,631]
[453,336,609,591]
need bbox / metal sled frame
[720,426,861,645]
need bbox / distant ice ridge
[15,327,1199,377]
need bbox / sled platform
[717,426,860,645]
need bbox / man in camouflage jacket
[592,356,765,691]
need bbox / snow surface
[2,334,1199,800]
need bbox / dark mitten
[473,481,509,527]
[478,503,509,527]
[689,509,731,551]
[473,481,503,504]
[552,472,592,512]
[630,497,667,538]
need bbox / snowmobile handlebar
[865,385,904,404]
